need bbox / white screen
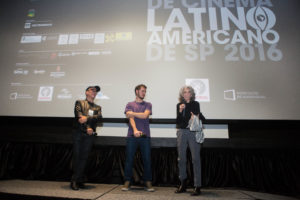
[0,0,299,120]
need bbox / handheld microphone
[92,132,97,136]
[182,100,186,117]
[140,132,146,138]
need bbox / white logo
[57,88,72,99]
[186,79,210,102]
[38,86,54,101]
[224,89,266,101]
[50,71,65,78]
[94,33,105,44]
[58,34,69,45]
[14,68,29,75]
[80,34,94,40]
[24,23,31,29]
[33,69,46,74]
[10,92,33,100]
[50,66,65,78]
[10,93,17,100]
[246,7,276,30]
[20,35,42,44]
[224,89,236,101]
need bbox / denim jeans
[71,129,95,183]
[124,137,152,182]
[177,129,202,187]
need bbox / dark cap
[86,85,100,92]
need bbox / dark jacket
[176,101,205,129]
[73,100,102,133]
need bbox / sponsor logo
[57,88,72,99]
[50,71,65,78]
[33,69,46,74]
[115,32,133,41]
[37,86,54,101]
[31,23,52,28]
[11,83,23,86]
[88,51,100,55]
[94,33,105,44]
[10,92,33,100]
[58,34,69,45]
[186,79,210,102]
[105,33,115,43]
[24,23,31,29]
[27,9,35,18]
[50,53,57,60]
[80,34,94,40]
[68,34,79,44]
[14,68,29,75]
[224,89,236,101]
[20,35,42,43]
[224,89,266,101]
[16,63,30,67]
[50,66,65,78]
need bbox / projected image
[0,0,299,120]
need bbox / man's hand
[87,128,93,135]
[126,111,134,118]
[133,130,142,137]
[79,116,87,124]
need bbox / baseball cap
[86,85,100,92]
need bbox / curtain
[0,142,299,196]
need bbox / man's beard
[137,94,145,100]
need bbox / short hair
[135,84,147,94]
[178,86,195,103]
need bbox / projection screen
[0,0,299,120]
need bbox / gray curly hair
[178,86,195,103]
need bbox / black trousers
[71,129,95,183]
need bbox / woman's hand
[190,112,199,120]
[179,104,185,113]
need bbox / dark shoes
[175,180,201,196]
[191,187,202,196]
[174,180,186,193]
[78,182,86,189]
[70,181,85,190]
[70,181,79,190]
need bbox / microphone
[92,132,97,136]
[140,132,146,138]
[182,100,186,117]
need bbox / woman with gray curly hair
[175,86,205,196]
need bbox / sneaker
[145,181,155,192]
[121,181,130,191]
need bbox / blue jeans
[124,137,152,182]
[72,129,95,183]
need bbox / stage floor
[0,180,298,200]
